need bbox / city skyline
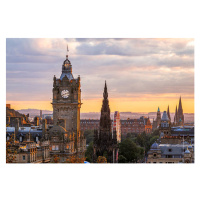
[6,38,194,113]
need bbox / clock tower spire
[51,51,85,160]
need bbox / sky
[6,38,194,113]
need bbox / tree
[85,142,93,162]
[119,138,144,163]
[84,130,94,145]
[152,129,159,136]
[118,155,127,163]
[96,156,107,163]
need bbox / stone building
[50,52,86,162]
[147,142,194,163]
[80,119,99,132]
[147,110,194,163]
[6,119,50,163]
[80,116,152,138]
[93,81,118,163]
[113,111,121,143]
[152,107,162,130]
[121,116,152,136]
[8,140,50,163]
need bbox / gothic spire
[100,81,111,130]
[103,80,108,99]
[167,105,171,121]
[178,96,183,113]
[157,107,160,112]
[174,105,178,123]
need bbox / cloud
[6,38,194,104]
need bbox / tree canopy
[119,138,144,163]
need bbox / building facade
[113,111,121,143]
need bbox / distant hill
[17,109,194,123]
[17,109,53,118]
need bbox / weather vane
[66,44,69,58]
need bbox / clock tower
[51,53,85,157]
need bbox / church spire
[177,96,184,125]
[103,80,108,99]
[178,96,183,113]
[174,105,178,123]
[167,105,171,122]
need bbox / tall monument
[93,81,118,163]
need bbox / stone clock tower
[51,53,86,159]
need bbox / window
[36,136,38,142]
[153,153,157,157]
[19,136,22,142]
[7,136,10,141]
[168,148,172,152]
[23,155,25,160]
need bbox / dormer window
[7,136,10,141]
[36,136,38,142]
[20,136,22,142]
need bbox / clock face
[61,90,69,98]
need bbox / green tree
[118,155,127,163]
[152,129,159,137]
[119,138,144,163]
[84,130,94,145]
[85,142,93,162]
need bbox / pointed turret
[103,81,108,99]
[177,96,184,125]
[167,105,171,122]
[174,105,178,124]
[60,46,74,81]
[178,96,183,114]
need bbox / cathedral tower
[93,81,118,163]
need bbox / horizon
[15,107,194,114]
